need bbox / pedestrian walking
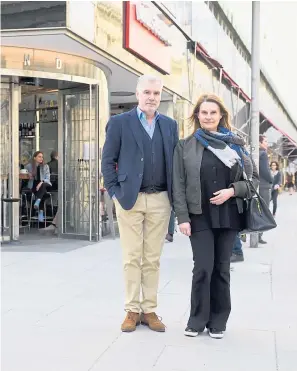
[285,172,294,195]
[258,135,273,244]
[173,93,258,339]
[101,75,178,333]
[270,161,281,217]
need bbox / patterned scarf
[194,126,253,179]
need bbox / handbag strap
[243,170,260,200]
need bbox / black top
[48,158,58,175]
[36,166,41,182]
[272,171,281,188]
[190,149,243,233]
[286,173,293,183]
[139,121,167,193]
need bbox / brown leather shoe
[121,312,140,332]
[140,312,166,332]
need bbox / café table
[19,173,30,180]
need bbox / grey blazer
[25,163,52,189]
[173,135,259,224]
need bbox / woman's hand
[36,182,43,192]
[179,222,191,237]
[210,188,234,205]
[28,172,33,179]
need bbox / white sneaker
[184,327,199,337]
[208,328,224,339]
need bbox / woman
[173,94,258,339]
[270,161,281,217]
[25,151,51,218]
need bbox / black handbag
[241,179,277,233]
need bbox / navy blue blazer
[101,108,179,210]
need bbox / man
[259,135,273,244]
[101,75,178,333]
[48,151,58,174]
[47,151,58,191]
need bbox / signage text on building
[22,54,63,70]
[135,2,172,46]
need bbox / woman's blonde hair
[189,93,232,133]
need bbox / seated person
[25,151,52,219]
[47,150,58,191]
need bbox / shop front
[0,27,177,244]
[0,1,198,244]
[0,45,109,243]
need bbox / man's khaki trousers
[115,192,171,314]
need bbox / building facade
[1,1,296,243]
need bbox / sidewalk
[1,193,297,371]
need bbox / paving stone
[1,193,296,371]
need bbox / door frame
[0,80,21,241]
[1,69,106,242]
[58,85,100,241]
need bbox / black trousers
[188,229,237,332]
[259,187,271,239]
[32,181,50,209]
[271,190,278,215]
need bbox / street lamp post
[250,1,260,248]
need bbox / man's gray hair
[136,74,163,91]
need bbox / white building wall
[219,1,297,125]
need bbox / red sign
[123,1,171,75]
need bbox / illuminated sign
[123,1,171,75]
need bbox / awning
[261,113,297,147]
[193,42,297,146]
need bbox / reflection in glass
[63,89,97,238]
[0,87,11,239]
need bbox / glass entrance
[1,84,11,241]
[1,80,20,242]
[1,64,109,243]
[59,86,100,241]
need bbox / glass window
[1,1,66,29]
